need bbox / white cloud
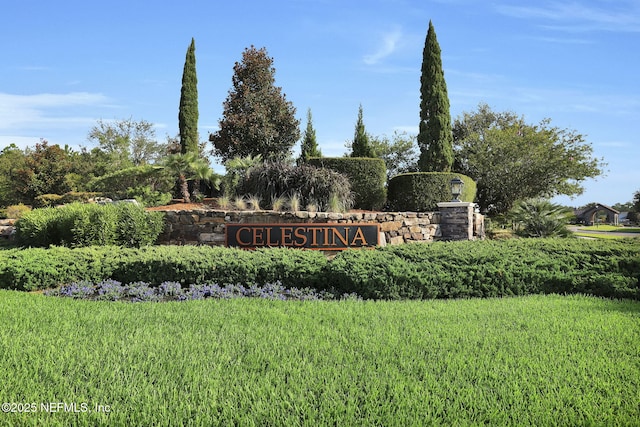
[363,29,403,65]
[0,92,110,131]
[495,1,640,33]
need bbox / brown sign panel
[225,223,380,250]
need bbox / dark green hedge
[387,172,476,211]
[328,239,640,300]
[309,157,386,210]
[1,239,638,300]
[0,246,328,291]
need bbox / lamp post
[450,177,464,202]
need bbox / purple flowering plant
[45,280,361,303]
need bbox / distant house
[574,203,619,226]
[619,212,630,225]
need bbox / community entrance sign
[225,223,379,250]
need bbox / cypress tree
[299,108,322,163]
[179,38,199,155]
[351,104,375,157]
[418,21,453,172]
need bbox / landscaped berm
[1,234,639,425]
[1,18,638,426]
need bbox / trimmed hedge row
[387,172,476,211]
[0,246,328,291]
[309,157,386,211]
[1,239,638,300]
[330,239,639,300]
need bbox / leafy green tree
[612,201,633,212]
[210,46,300,163]
[453,103,606,215]
[298,108,322,164]
[350,104,375,158]
[0,144,27,207]
[628,190,640,224]
[88,118,165,169]
[418,20,454,172]
[509,199,573,238]
[14,140,73,204]
[369,131,419,180]
[633,190,640,212]
[163,153,213,203]
[179,38,199,155]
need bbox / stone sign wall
[157,207,484,247]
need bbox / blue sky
[1,0,638,207]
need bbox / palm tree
[163,153,213,203]
[509,199,573,238]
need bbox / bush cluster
[87,165,173,204]
[308,157,386,211]
[33,191,102,208]
[1,204,31,219]
[1,239,638,300]
[387,172,476,211]
[16,202,165,248]
[0,246,328,291]
[240,161,353,211]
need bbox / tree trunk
[179,175,190,203]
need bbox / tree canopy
[453,103,606,215]
[369,131,419,180]
[88,118,165,169]
[210,46,300,163]
[418,20,453,172]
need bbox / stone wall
[158,209,443,247]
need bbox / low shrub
[1,239,638,300]
[309,157,386,210]
[44,280,355,302]
[87,165,172,200]
[33,193,64,208]
[16,203,164,248]
[0,246,328,291]
[387,172,476,211]
[2,204,31,219]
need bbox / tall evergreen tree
[179,38,199,155]
[210,46,300,163]
[299,108,322,163]
[351,104,375,157]
[418,21,453,172]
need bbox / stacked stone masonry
[158,210,445,246]
[157,207,484,246]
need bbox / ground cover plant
[0,292,638,426]
[44,280,359,302]
[579,225,640,233]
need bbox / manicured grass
[579,225,640,233]
[574,232,626,240]
[1,291,638,426]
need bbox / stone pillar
[437,202,476,241]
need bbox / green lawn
[579,225,640,233]
[1,291,639,426]
[573,232,626,240]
